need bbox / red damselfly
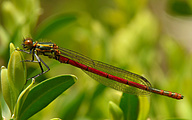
[18,38,184,100]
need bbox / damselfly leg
[19,49,50,80]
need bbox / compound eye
[24,39,32,45]
[24,39,33,49]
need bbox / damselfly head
[22,38,34,50]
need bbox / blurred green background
[0,0,192,119]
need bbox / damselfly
[18,38,184,100]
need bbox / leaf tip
[1,66,7,70]
[10,43,16,55]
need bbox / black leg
[18,49,32,54]
[18,49,37,62]
[18,49,50,80]
[23,50,37,62]
[26,53,50,80]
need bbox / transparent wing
[58,47,152,95]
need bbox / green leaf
[8,46,26,92]
[109,101,124,120]
[13,78,35,118]
[7,50,26,111]
[17,74,77,120]
[1,66,14,115]
[1,66,7,93]
[1,43,26,114]
[119,93,139,120]
[1,65,16,114]
[9,43,16,57]
[137,96,150,120]
[34,14,77,39]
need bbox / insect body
[19,38,184,100]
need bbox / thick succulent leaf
[4,44,26,114]
[1,66,14,114]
